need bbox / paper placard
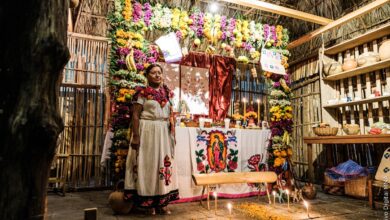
[155,32,182,63]
[260,48,286,75]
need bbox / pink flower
[248,154,261,166]
[228,160,238,170]
[197,162,205,171]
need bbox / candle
[227,203,232,217]
[243,97,247,114]
[272,191,276,205]
[286,189,290,209]
[213,192,218,215]
[256,99,260,123]
[303,200,309,218]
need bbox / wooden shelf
[325,23,390,55]
[324,59,390,81]
[323,95,390,109]
[304,134,390,144]
[61,83,101,89]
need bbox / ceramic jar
[70,0,79,8]
[342,58,357,71]
[357,52,380,67]
[323,61,342,76]
[379,39,390,61]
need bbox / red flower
[248,154,261,166]
[164,155,171,167]
[228,160,238,170]
[197,162,205,171]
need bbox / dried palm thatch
[74,0,390,61]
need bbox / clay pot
[70,0,79,8]
[301,183,317,200]
[379,39,390,61]
[342,58,357,71]
[357,52,380,67]
[108,181,133,214]
[323,62,342,76]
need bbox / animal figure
[275,188,287,203]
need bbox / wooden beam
[288,0,390,49]
[218,0,333,25]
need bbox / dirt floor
[47,189,384,220]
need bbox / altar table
[174,127,271,202]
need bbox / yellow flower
[122,0,132,21]
[117,38,127,46]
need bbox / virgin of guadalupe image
[207,133,227,172]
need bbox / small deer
[291,188,303,203]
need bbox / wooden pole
[219,0,333,25]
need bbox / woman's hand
[131,134,140,150]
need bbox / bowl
[313,127,338,136]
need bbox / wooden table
[303,134,390,182]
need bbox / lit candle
[243,97,247,115]
[272,191,276,205]
[286,189,290,209]
[227,203,232,217]
[303,200,309,218]
[256,99,260,123]
[213,192,218,215]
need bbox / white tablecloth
[174,127,270,202]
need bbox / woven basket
[322,173,345,195]
[343,127,360,135]
[345,176,368,198]
[314,127,338,136]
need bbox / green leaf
[199,149,204,155]
[196,158,201,163]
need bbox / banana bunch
[280,78,291,93]
[282,130,290,145]
[125,49,136,71]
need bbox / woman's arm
[131,103,143,150]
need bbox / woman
[124,63,179,215]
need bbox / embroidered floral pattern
[124,189,179,207]
[159,155,173,186]
[135,85,174,107]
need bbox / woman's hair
[145,63,163,76]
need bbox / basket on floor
[345,176,368,198]
[314,127,338,136]
[322,173,344,195]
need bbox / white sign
[260,48,286,75]
[155,32,183,63]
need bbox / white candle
[303,200,309,218]
[214,192,218,214]
[227,203,232,216]
[272,191,276,205]
[243,97,247,114]
[256,99,260,123]
[286,189,290,209]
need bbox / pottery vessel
[379,39,390,60]
[357,52,380,67]
[342,58,357,71]
[323,62,342,76]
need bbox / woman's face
[147,66,163,85]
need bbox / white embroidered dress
[125,95,179,207]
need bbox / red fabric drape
[209,55,236,121]
[180,51,212,68]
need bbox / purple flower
[143,3,152,26]
[117,47,130,56]
[176,30,183,40]
[147,57,157,63]
[133,2,143,23]
[136,63,144,71]
[273,82,281,88]
[117,60,126,69]
[263,24,270,40]
[244,42,253,51]
[221,16,227,40]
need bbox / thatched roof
[73,0,390,61]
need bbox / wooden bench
[192,171,277,209]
